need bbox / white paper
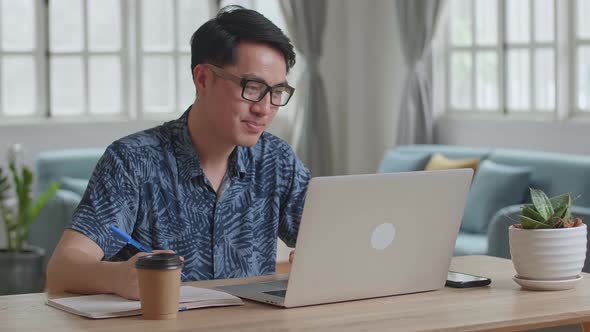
[46,286,243,319]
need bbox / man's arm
[46,229,169,300]
[46,144,149,299]
[278,145,311,247]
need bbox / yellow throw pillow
[424,153,480,171]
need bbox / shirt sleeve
[68,143,140,260]
[278,147,311,248]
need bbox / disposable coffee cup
[135,253,183,320]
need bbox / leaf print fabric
[69,107,310,280]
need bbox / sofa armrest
[486,204,522,259]
[487,204,590,272]
[28,189,82,262]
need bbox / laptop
[216,169,473,308]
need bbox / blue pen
[109,225,188,280]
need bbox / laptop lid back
[284,169,473,307]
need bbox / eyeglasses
[205,64,295,107]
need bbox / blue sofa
[378,145,590,272]
[28,149,104,262]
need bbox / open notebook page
[46,286,243,319]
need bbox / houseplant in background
[0,145,60,295]
[509,188,587,291]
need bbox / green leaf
[8,161,21,194]
[549,193,572,218]
[20,166,33,214]
[530,188,554,222]
[550,193,570,209]
[522,205,546,223]
[521,215,553,229]
[0,169,10,200]
[22,182,60,234]
[547,216,562,228]
[550,193,572,219]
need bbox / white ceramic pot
[509,224,587,280]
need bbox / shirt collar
[171,107,204,182]
[172,106,249,182]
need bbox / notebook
[46,286,243,319]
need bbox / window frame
[436,0,589,120]
[572,0,590,114]
[135,0,217,118]
[0,0,47,118]
[46,0,129,118]
[0,0,297,123]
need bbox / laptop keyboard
[264,289,287,298]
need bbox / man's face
[202,41,287,147]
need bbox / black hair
[190,5,296,79]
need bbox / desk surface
[1,255,589,332]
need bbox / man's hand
[47,230,185,299]
[289,250,295,264]
[112,250,182,300]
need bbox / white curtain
[395,0,446,145]
[281,0,332,176]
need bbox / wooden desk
[1,255,590,332]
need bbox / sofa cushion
[461,160,531,233]
[424,153,480,171]
[59,177,89,197]
[378,150,431,173]
[454,232,488,256]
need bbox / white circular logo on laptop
[371,223,396,250]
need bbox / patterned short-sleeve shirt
[69,108,311,281]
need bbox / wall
[435,115,590,155]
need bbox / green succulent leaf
[550,193,571,219]
[530,188,554,222]
[521,215,553,229]
[547,216,562,228]
[522,205,545,223]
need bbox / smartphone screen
[446,271,491,288]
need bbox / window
[0,0,298,121]
[138,0,213,114]
[49,0,125,116]
[442,0,590,116]
[0,0,42,117]
[0,0,214,120]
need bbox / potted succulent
[509,188,587,290]
[0,147,60,295]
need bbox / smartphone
[446,271,491,288]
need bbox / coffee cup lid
[135,253,183,270]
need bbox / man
[46,6,310,300]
